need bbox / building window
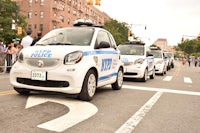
[68,7,70,13]
[34,24,37,29]
[29,0,32,6]
[67,18,70,24]
[40,24,43,31]
[28,12,32,18]
[73,10,76,16]
[61,4,65,11]
[60,16,64,23]
[40,12,44,18]
[41,0,44,5]
[28,24,32,30]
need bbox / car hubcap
[88,74,96,97]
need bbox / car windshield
[36,28,94,46]
[164,52,173,58]
[149,51,162,58]
[118,44,144,55]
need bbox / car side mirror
[97,41,110,49]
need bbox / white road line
[123,85,200,96]
[184,77,192,83]
[115,92,163,133]
[163,76,172,81]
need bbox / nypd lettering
[101,58,112,71]
[31,50,52,58]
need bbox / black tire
[150,68,155,79]
[141,69,148,82]
[78,69,97,101]
[14,87,30,95]
[112,68,123,90]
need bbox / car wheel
[14,87,30,95]
[150,68,155,79]
[141,69,148,82]
[78,69,96,101]
[112,68,123,90]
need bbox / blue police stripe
[98,72,118,81]
[83,50,118,56]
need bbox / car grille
[26,58,60,68]
[17,78,69,87]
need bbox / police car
[148,48,167,75]
[118,40,155,82]
[10,19,124,101]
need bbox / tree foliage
[178,39,200,56]
[103,19,129,45]
[0,0,26,44]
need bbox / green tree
[0,0,26,44]
[103,19,129,45]
[178,39,200,56]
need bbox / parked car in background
[164,51,175,70]
[118,40,155,82]
[148,48,167,75]
[10,19,124,101]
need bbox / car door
[95,30,117,84]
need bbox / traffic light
[181,37,184,43]
[197,34,200,41]
[87,0,93,5]
[17,26,22,35]
[95,0,101,5]
[128,30,130,36]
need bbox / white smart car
[10,20,124,101]
[148,49,167,75]
[118,41,155,82]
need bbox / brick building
[13,0,110,38]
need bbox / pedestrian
[182,57,186,65]
[30,31,42,46]
[0,40,6,72]
[20,29,33,48]
[194,57,198,67]
[187,57,192,67]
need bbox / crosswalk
[163,76,192,83]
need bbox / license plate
[31,71,46,81]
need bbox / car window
[118,44,144,55]
[95,30,111,48]
[149,51,162,58]
[36,28,94,46]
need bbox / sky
[95,0,200,46]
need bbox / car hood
[120,55,145,62]
[21,46,92,58]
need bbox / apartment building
[13,0,110,37]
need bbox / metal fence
[0,52,17,74]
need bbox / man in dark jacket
[31,31,42,46]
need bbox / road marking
[163,76,172,81]
[115,84,200,133]
[115,92,163,133]
[0,90,17,96]
[184,77,192,83]
[123,85,200,96]
[26,95,98,132]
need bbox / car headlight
[64,51,83,65]
[18,52,24,62]
[134,58,144,64]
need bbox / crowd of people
[182,57,200,67]
[0,29,42,73]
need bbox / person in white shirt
[20,29,33,48]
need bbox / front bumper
[10,63,85,94]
